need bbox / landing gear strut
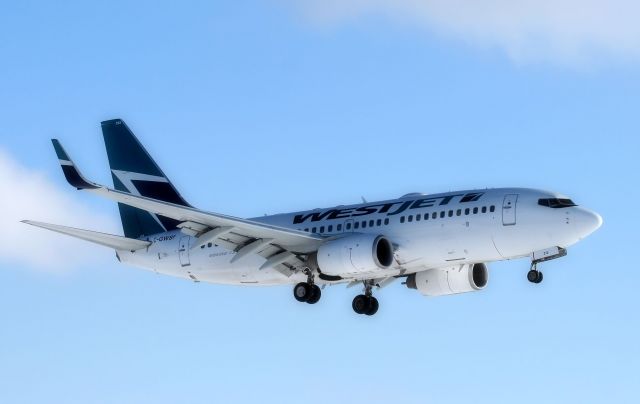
[527,247,566,284]
[352,281,379,316]
[293,268,321,304]
[527,264,543,284]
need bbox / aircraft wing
[51,139,324,275]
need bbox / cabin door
[502,194,518,226]
[178,236,191,267]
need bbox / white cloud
[291,0,640,65]
[0,148,119,272]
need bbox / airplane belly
[187,247,292,286]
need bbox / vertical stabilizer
[101,119,190,238]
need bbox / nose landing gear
[527,247,567,284]
[527,264,544,284]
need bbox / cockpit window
[538,198,577,208]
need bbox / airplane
[23,119,603,316]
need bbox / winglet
[51,139,99,190]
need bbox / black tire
[306,284,321,304]
[293,282,311,302]
[352,294,370,314]
[534,271,544,284]
[365,297,379,316]
[527,270,539,283]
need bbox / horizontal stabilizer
[21,220,151,251]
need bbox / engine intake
[406,263,488,296]
[316,234,394,276]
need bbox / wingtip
[49,140,99,190]
[51,139,72,161]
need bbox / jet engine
[406,263,488,296]
[315,234,394,276]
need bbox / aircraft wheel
[293,282,311,302]
[534,271,543,284]
[352,294,370,314]
[365,297,379,316]
[527,269,543,284]
[306,284,322,304]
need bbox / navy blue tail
[101,119,190,238]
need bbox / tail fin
[101,119,190,238]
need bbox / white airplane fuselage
[26,120,604,315]
[118,187,602,286]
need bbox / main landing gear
[293,269,321,304]
[527,263,544,284]
[293,282,321,304]
[352,281,379,316]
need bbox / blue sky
[0,1,638,403]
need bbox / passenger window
[354,222,359,229]
[337,224,342,231]
[416,214,421,221]
[384,218,389,225]
[432,212,437,219]
[362,221,367,228]
[490,205,495,212]
[207,242,212,248]
[456,209,461,216]
[465,208,470,215]
[408,215,413,222]
[312,227,317,233]
[440,211,445,218]
[346,223,351,230]
[369,220,374,227]
[482,206,487,213]
[304,228,309,232]
[473,207,478,214]
[328,225,333,232]
[400,216,405,223]
[448,210,453,217]
[377,219,382,226]
[201,245,205,249]
[319,226,325,233]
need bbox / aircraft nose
[573,207,603,238]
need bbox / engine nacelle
[316,234,394,276]
[406,263,488,296]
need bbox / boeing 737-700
[23,119,603,315]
